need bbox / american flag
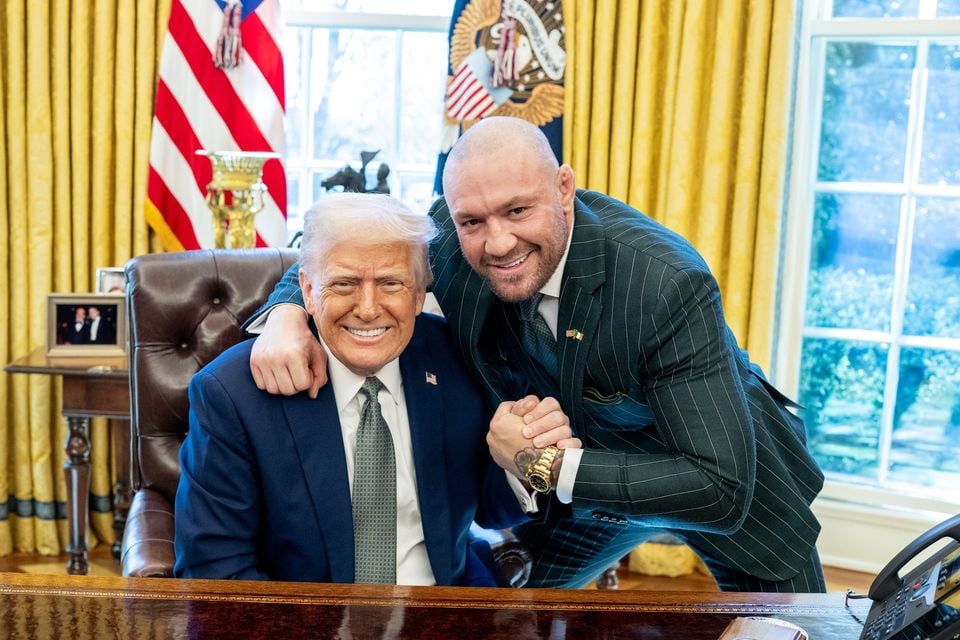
[146,0,287,251]
[445,51,499,123]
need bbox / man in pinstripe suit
[247,117,826,592]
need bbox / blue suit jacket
[174,314,523,585]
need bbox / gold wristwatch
[525,445,560,494]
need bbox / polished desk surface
[4,347,127,377]
[0,573,869,639]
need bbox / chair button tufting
[212,297,220,304]
[180,343,188,350]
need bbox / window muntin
[282,4,453,234]
[784,2,960,507]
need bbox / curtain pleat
[564,0,795,369]
[562,0,797,579]
[0,0,165,557]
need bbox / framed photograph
[47,294,126,357]
[96,267,126,294]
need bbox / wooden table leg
[64,414,91,575]
[110,418,132,563]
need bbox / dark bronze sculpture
[320,150,390,194]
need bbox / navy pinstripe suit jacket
[428,190,824,583]
[249,190,824,583]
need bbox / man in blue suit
[174,193,543,585]
[243,118,825,593]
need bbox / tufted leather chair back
[121,248,298,576]
[125,248,299,505]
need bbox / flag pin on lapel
[565,329,584,341]
[425,371,438,385]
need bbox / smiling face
[444,145,575,303]
[300,240,425,377]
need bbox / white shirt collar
[539,221,575,300]
[321,340,403,412]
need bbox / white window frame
[282,9,452,232]
[778,0,960,572]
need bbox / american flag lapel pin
[565,329,584,341]
[425,371,438,386]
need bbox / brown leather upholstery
[121,248,298,577]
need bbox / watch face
[528,473,550,493]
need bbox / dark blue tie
[520,293,558,377]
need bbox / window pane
[805,193,900,331]
[398,31,448,166]
[817,42,916,183]
[831,0,919,18]
[799,338,888,478]
[903,198,960,337]
[288,173,302,217]
[284,27,310,160]
[396,173,439,215]
[284,0,453,14]
[888,348,960,500]
[938,0,960,16]
[310,28,398,162]
[919,45,960,186]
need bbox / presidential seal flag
[146,0,287,251]
[435,0,566,193]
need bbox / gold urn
[196,150,280,249]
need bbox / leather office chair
[121,248,298,576]
[120,247,533,585]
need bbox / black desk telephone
[860,514,960,640]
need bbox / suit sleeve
[475,459,529,530]
[572,267,755,535]
[240,261,304,332]
[174,371,270,580]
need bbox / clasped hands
[488,395,582,483]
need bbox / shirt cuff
[245,303,306,335]
[555,447,582,505]
[505,470,540,514]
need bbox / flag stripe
[153,78,211,195]
[166,1,273,151]
[147,167,202,250]
[147,0,287,249]
[161,34,241,152]
[177,0,285,154]
[241,12,284,107]
[149,120,216,247]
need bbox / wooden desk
[0,573,868,639]
[4,348,132,575]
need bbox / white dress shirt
[322,342,436,586]
[89,317,101,341]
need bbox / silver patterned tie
[352,376,397,584]
[520,293,558,377]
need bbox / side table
[5,347,131,575]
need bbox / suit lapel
[399,332,454,585]
[282,390,356,583]
[557,200,607,435]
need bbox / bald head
[442,117,558,193]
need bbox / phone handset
[868,513,960,601]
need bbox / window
[779,0,960,513]
[282,1,455,233]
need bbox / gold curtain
[0,0,169,557]
[563,0,795,369]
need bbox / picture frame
[47,294,126,357]
[96,267,126,294]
